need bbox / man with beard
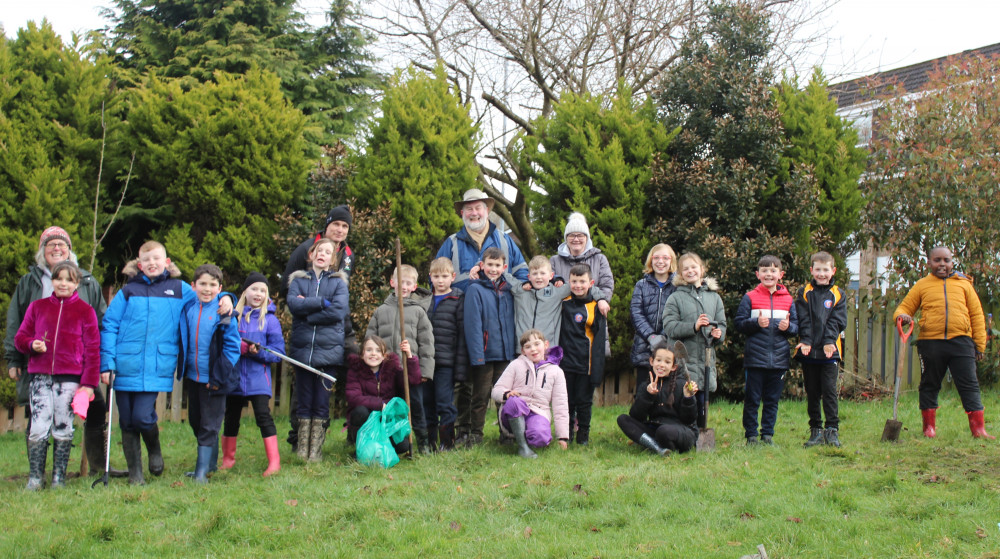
[436,189,528,290]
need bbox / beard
[463,216,488,232]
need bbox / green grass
[2,391,1000,558]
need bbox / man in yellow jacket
[894,246,993,440]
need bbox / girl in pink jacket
[14,261,100,490]
[491,329,569,458]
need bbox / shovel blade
[881,419,902,442]
[697,428,716,452]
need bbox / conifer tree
[348,66,480,273]
[121,68,310,286]
[775,68,866,264]
[526,85,677,363]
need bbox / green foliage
[122,68,310,288]
[348,66,480,273]
[102,0,381,143]
[861,53,1000,382]
[649,2,819,394]
[775,68,867,266]
[525,84,677,366]
[0,22,123,351]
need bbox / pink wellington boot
[262,436,281,477]
[220,436,238,469]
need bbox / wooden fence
[4,289,995,433]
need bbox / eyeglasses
[45,241,69,249]
[566,234,587,240]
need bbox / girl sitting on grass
[491,329,569,459]
[617,343,698,456]
[345,335,421,458]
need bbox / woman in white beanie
[549,213,614,361]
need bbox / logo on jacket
[164,289,175,295]
[824,300,833,309]
[574,313,585,323]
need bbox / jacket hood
[672,275,719,291]
[122,259,182,280]
[556,243,600,259]
[542,345,564,366]
[288,268,349,283]
[383,286,433,306]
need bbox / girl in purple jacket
[345,335,421,457]
[14,261,100,490]
[220,272,285,477]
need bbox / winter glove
[72,389,94,420]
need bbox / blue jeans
[424,366,457,427]
[116,391,159,433]
[743,368,785,438]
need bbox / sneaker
[761,435,775,446]
[746,436,759,446]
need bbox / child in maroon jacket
[14,261,100,490]
[345,335,421,457]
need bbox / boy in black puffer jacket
[734,255,798,446]
[424,257,468,450]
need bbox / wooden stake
[395,238,415,452]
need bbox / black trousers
[186,379,226,447]
[565,371,597,433]
[803,362,840,429]
[617,414,697,452]
[917,337,983,412]
[223,394,276,438]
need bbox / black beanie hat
[240,271,269,294]
[325,205,353,228]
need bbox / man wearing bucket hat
[436,189,529,291]
[5,226,125,478]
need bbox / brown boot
[308,419,327,462]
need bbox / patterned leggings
[29,375,78,442]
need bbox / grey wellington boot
[508,416,537,459]
[26,440,48,491]
[51,439,73,488]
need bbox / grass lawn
[1,391,999,558]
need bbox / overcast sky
[2,0,999,83]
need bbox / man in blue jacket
[436,189,529,291]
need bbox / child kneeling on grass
[491,329,569,459]
[345,336,421,458]
[617,343,698,456]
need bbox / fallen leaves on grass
[523,526,532,538]
[727,541,742,546]
[976,528,987,538]
[286,499,298,507]
[787,516,802,523]
[500,484,510,489]
[170,481,184,488]
[456,485,463,493]
[589,526,601,532]
[740,512,755,520]
[449,522,461,532]
[573,484,587,495]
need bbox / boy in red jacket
[894,246,993,439]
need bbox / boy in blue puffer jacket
[100,241,234,485]
[462,246,516,447]
[734,255,798,445]
[179,264,241,483]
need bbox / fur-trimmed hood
[122,258,182,280]
[672,274,719,291]
[288,268,349,284]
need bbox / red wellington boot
[967,410,996,440]
[921,408,937,438]
[220,436,238,469]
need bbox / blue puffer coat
[630,273,676,367]
[234,302,285,396]
[286,269,349,368]
[100,261,194,393]
[463,276,516,366]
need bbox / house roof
[830,42,1000,109]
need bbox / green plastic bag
[357,397,410,468]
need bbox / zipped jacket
[795,282,847,363]
[14,292,100,388]
[893,272,987,352]
[286,269,350,368]
[734,283,798,370]
[491,347,569,440]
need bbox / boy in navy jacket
[734,255,798,445]
[795,252,847,448]
[461,247,516,447]
[425,257,467,450]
